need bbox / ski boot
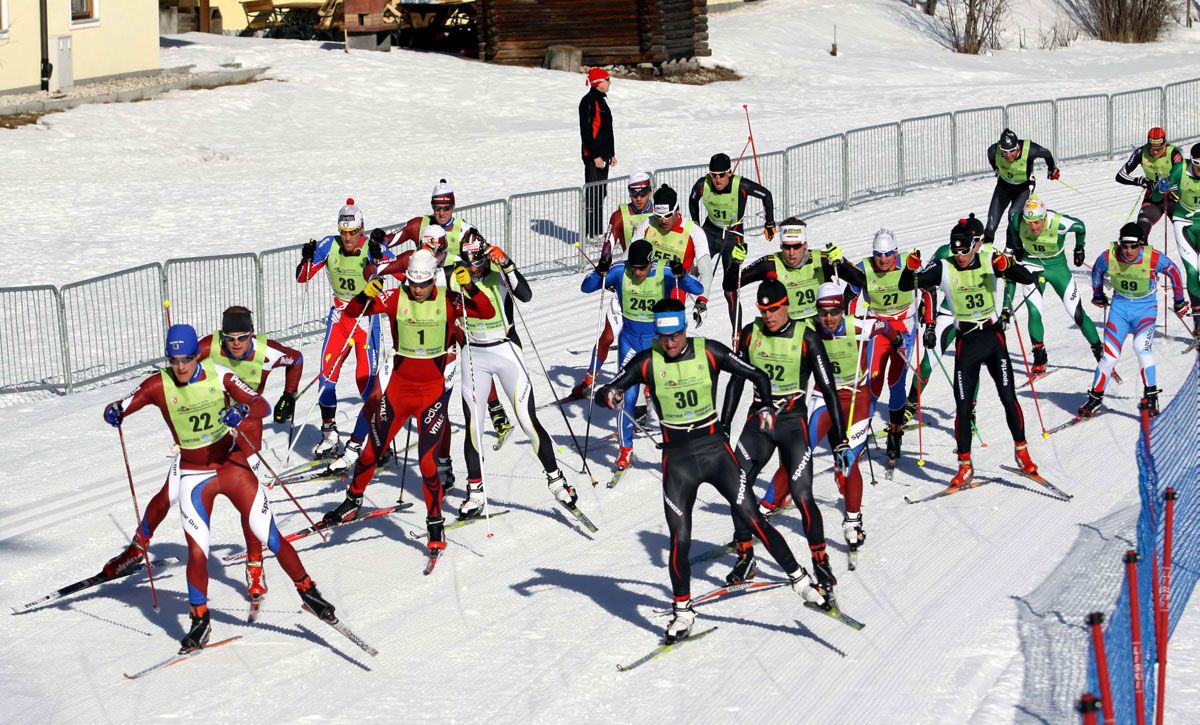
[886,424,904,465]
[458,480,486,519]
[788,568,827,607]
[1031,343,1048,376]
[949,453,974,487]
[1014,441,1038,475]
[436,456,455,491]
[426,516,446,554]
[725,540,758,585]
[614,446,633,471]
[102,532,148,578]
[570,372,595,400]
[547,470,578,507]
[296,576,336,622]
[902,398,918,426]
[843,513,865,550]
[488,400,513,443]
[811,551,837,601]
[759,486,791,516]
[179,604,211,653]
[327,439,362,473]
[246,558,267,600]
[1090,341,1104,362]
[1078,390,1104,418]
[313,422,340,460]
[1139,386,1161,418]
[664,599,696,644]
[321,493,362,528]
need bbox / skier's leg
[495,341,558,474]
[709,438,800,575]
[730,424,775,544]
[1045,259,1101,346]
[1131,307,1158,389]
[177,468,219,607]
[777,413,825,557]
[1175,220,1200,311]
[661,448,701,601]
[459,345,493,482]
[982,329,1027,443]
[952,335,985,455]
[226,454,309,584]
[1091,302,1131,392]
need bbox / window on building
[71,0,95,21]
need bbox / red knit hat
[586,68,609,86]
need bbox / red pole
[915,331,925,467]
[1155,488,1177,725]
[1012,322,1049,438]
[1088,611,1115,725]
[1125,550,1146,725]
[117,427,160,612]
[742,104,762,184]
[1078,693,1100,725]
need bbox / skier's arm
[295,238,332,282]
[719,324,755,430]
[501,265,533,303]
[607,208,626,251]
[265,339,304,394]
[739,177,775,228]
[804,327,846,444]
[899,263,941,292]
[986,142,999,172]
[1029,141,1057,175]
[1062,213,1086,250]
[836,260,867,289]
[1005,209,1022,253]
[664,266,705,297]
[461,282,495,320]
[1091,252,1110,296]
[994,253,1039,285]
[605,348,652,393]
[1115,147,1145,187]
[114,374,164,418]
[688,177,705,224]
[738,255,772,286]
[221,370,270,419]
[1152,251,1187,303]
[708,340,773,405]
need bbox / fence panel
[783,134,845,219]
[1055,94,1109,162]
[458,198,511,247]
[847,123,901,203]
[61,264,164,389]
[580,175,630,261]
[955,106,1005,179]
[651,162,707,211]
[508,186,584,277]
[1165,79,1200,144]
[1110,87,1163,156]
[0,285,68,393]
[901,113,954,190]
[259,245,328,343]
[164,254,261,333]
[1006,100,1056,161]
[744,150,787,231]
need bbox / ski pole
[397,420,412,504]
[1011,322,1049,439]
[455,277,493,538]
[915,329,925,467]
[619,405,663,449]
[163,299,173,327]
[498,272,598,485]
[1125,188,1145,223]
[283,322,363,466]
[862,422,878,485]
[582,285,608,483]
[235,427,328,541]
[743,104,763,185]
[116,427,160,612]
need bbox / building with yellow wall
[0,1,161,94]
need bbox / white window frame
[69,0,100,29]
[0,0,11,39]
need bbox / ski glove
[825,244,843,264]
[763,224,777,242]
[487,246,510,268]
[923,323,936,350]
[301,239,317,261]
[367,231,384,262]
[731,242,747,263]
[751,405,775,433]
[905,250,923,271]
[219,403,249,429]
[1092,291,1109,308]
[998,307,1012,331]
[593,385,622,410]
[362,278,384,299]
[273,392,296,423]
[669,258,686,277]
[1139,177,1154,189]
[1010,244,1025,262]
[1156,178,1170,193]
[1073,246,1086,267]
[103,401,124,428]
[452,266,473,288]
[1048,168,1061,181]
[693,297,708,327]
[1173,297,1191,316]
[833,440,853,471]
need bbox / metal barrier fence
[4,77,1200,395]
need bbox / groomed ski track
[2,152,1197,722]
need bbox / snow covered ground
[3,0,1200,721]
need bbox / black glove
[692,297,708,327]
[1092,292,1109,308]
[370,227,386,245]
[998,307,1012,331]
[1073,246,1086,267]
[595,256,611,276]
[669,258,686,277]
[301,239,317,261]
[368,228,385,260]
[1140,177,1154,189]
[1173,297,1191,316]
[1010,244,1025,262]
[273,392,296,423]
[923,323,936,350]
[593,385,621,410]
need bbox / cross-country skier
[688,152,777,328]
[1115,127,1183,239]
[102,325,336,651]
[635,184,711,318]
[899,218,1042,487]
[569,172,656,399]
[738,219,842,326]
[834,228,932,464]
[1165,142,1200,335]
[1001,195,1101,374]
[295,198,393,461]
[101,308,303,601]
[453,233,580,518]
[985,128,1059,245]
[581,238,704,471]
[384,179,476,267]
[320,250,494,554]
[1077,223,1189,419]
[719,279,849,591]
[594,299,831,644]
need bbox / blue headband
[654,310,687,335]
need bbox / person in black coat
[580,67,616,238]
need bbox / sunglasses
[467,257,488,267]
[629,188,651,197]
[872,250,896,258]
[710,172,731,179]
[1118,241,1142,249]
[656,330,685,342]
[780,243,806,251]
[756,301,787,311]
[432,205,453,212]
[816,308,843,317]
[167,354,198,365]
[629,263,652,271]
[221,332,253,343]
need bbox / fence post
[950,113,959,182]
[53,288,72,394]
[1088,611,1115,725]
[780,150,789,220]
[1124,550,1146,725]
[1106,94,1114,158]
[1050,99,1059,159]
[254,254,265,318]
[898,122,906,196]
[841,133,850,210]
